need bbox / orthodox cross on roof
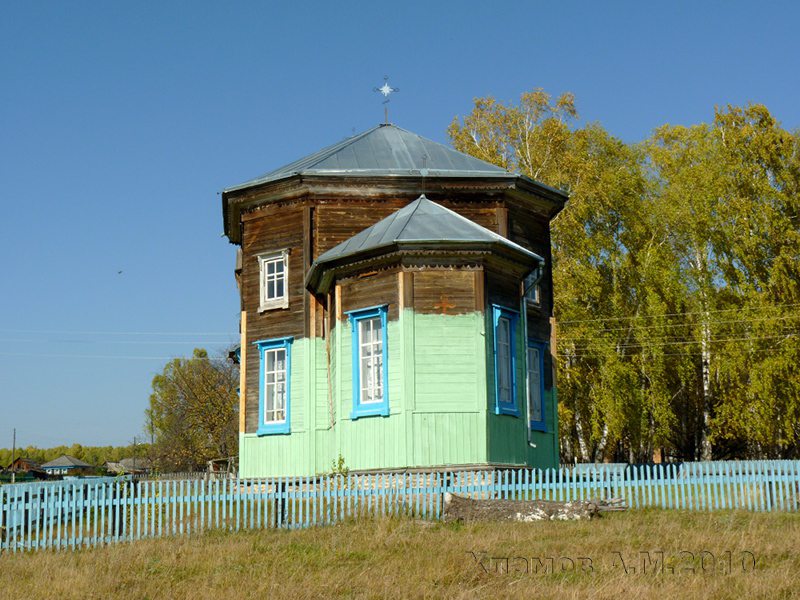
[373,76,399,124]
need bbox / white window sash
[258,250,289,311]
[358,317,384,405]
[263,348,287,424]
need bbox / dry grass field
[2,510,799,599]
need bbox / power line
[558,342,799,359]
[0,328,235,336]
[0,338,237,346]
[0,352,225,361]
[558,332,797,353]
[558,345,797,359]
[558,313,800,336]
[557,302,800,325]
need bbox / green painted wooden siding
[314,340,329,430]
[485,389,558,469]
[239,338,312,478]
[411,311,487,466]
[239,307,557,477]
[484,310,560,469]
[413,312,485,413]
[412,412,486,466]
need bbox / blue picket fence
[2,461,799,554]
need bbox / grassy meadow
[2,510,799,599]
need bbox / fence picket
[653,465,660,508]
[544,468,550,501]
[9,488,17,552]
[753,462,764,512]
[783,463,791,510]
[735,463,743,510]
[752,462,760,512]
[0,488,4,552]
[745,463,753,511]
[725,462,733,510]
[768,464,776,512]
[555,468,561,502]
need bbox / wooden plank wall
[412,270,478,315]
[241,203,306,432]
[314,198,503,256]
[506,206,554,359]
[485,270,519,311]
[438,202,500,233]
[315,202,407,256]
[338,270,400,321]
[507,207,553,315]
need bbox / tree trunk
[700,309,713,460]
[695,246,713,461]
[574,418,590,462]
[594,423,609,462]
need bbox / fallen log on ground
[442,493,627,523]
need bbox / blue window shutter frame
[528,339,548,432]
[254,336,293,435]
[492,304,520,417]
[347,304,390,419]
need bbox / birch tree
[450,91,800,461]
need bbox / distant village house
[40,455,94,476]
[6,457,42,473]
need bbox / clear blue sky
[2,1,798,448]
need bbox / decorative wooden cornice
[308,247,532,295]
[222,174,565,244]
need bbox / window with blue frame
[527,340,547,431]
[348,305,389,419]
[254,337,292,435]
[492,305,519,416]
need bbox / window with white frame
[348,305,389,419]
[264,347,287,422]
[523,270,541,305]
[255,337,292,435]
[527,342,546,431]
[492,305,519,416]
[258,249,289,311]
[359,317,384,404]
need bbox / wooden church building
[221,124,567,477]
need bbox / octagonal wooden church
[222,124,566,477]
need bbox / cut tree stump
[442,493,627,523]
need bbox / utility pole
[133,436,138,470]
[10,428,16,484]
